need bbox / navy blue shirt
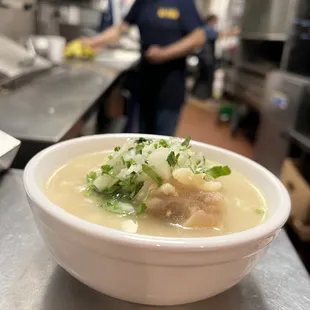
[124,0,202,52]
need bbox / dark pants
[139,105,182,136]
[137,61,185,136]
[192,61,215,100]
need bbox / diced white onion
[118,202,135,213]
[94,175,113,191]
[147,148,171,180]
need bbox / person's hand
[231,26,241,36]
[79,37,103,52]
[145,45,169,64]
[80,37,95,47]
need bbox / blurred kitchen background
[1,0,310,272]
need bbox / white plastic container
[0,130,20,172]
[48,36,66,64]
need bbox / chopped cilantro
[181,136,191,147]
[136,144,144,154]
[136,202,147,214]
[102,181,121,196]
[87,171,97,183]
[102,200,122,214]
[86,137,232,218]
[206,166,231,179]
[85,172,97,196]
[103,200,133,215]
[193,166,204,174]
[159,139,168,148]
[142,164,163,186]
[167,151,180,167]
[136,137,147,144]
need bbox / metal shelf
[237,62,271,77]
[241,32,288,42]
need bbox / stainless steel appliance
[254,71,310,176]
[282,0,310,75]
[241,0,296,41]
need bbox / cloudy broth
[46,151,267,238]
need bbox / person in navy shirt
[83,0,205,135]
[199,14,219,99]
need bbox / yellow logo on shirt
[157,8,180,20]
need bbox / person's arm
[82,0,141,48]
[163,28,205,60]
[146,28,205,63]
[82,23,130,48]
[218,26,240,39]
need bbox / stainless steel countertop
[0,50,139,143]
[1,169,310,310]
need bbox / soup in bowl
[24,134,290,306]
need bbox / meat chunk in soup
[144,181,226,228]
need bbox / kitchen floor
[177,98,254,159]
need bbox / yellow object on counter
[64,40,96,60]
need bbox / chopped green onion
[181,136,191,147]
[167,151,180,167]
[142,164,163,186]
[101,165,113,175]
[159,139,168,148]
[130,181,144,199]
[136,202,147,214]
[206,166,231,179]
[126,159,135,168]
[114,146,121,152]
[136,144,144,154]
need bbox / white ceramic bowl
[24,134,290,306]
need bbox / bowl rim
[24,134,291,251]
